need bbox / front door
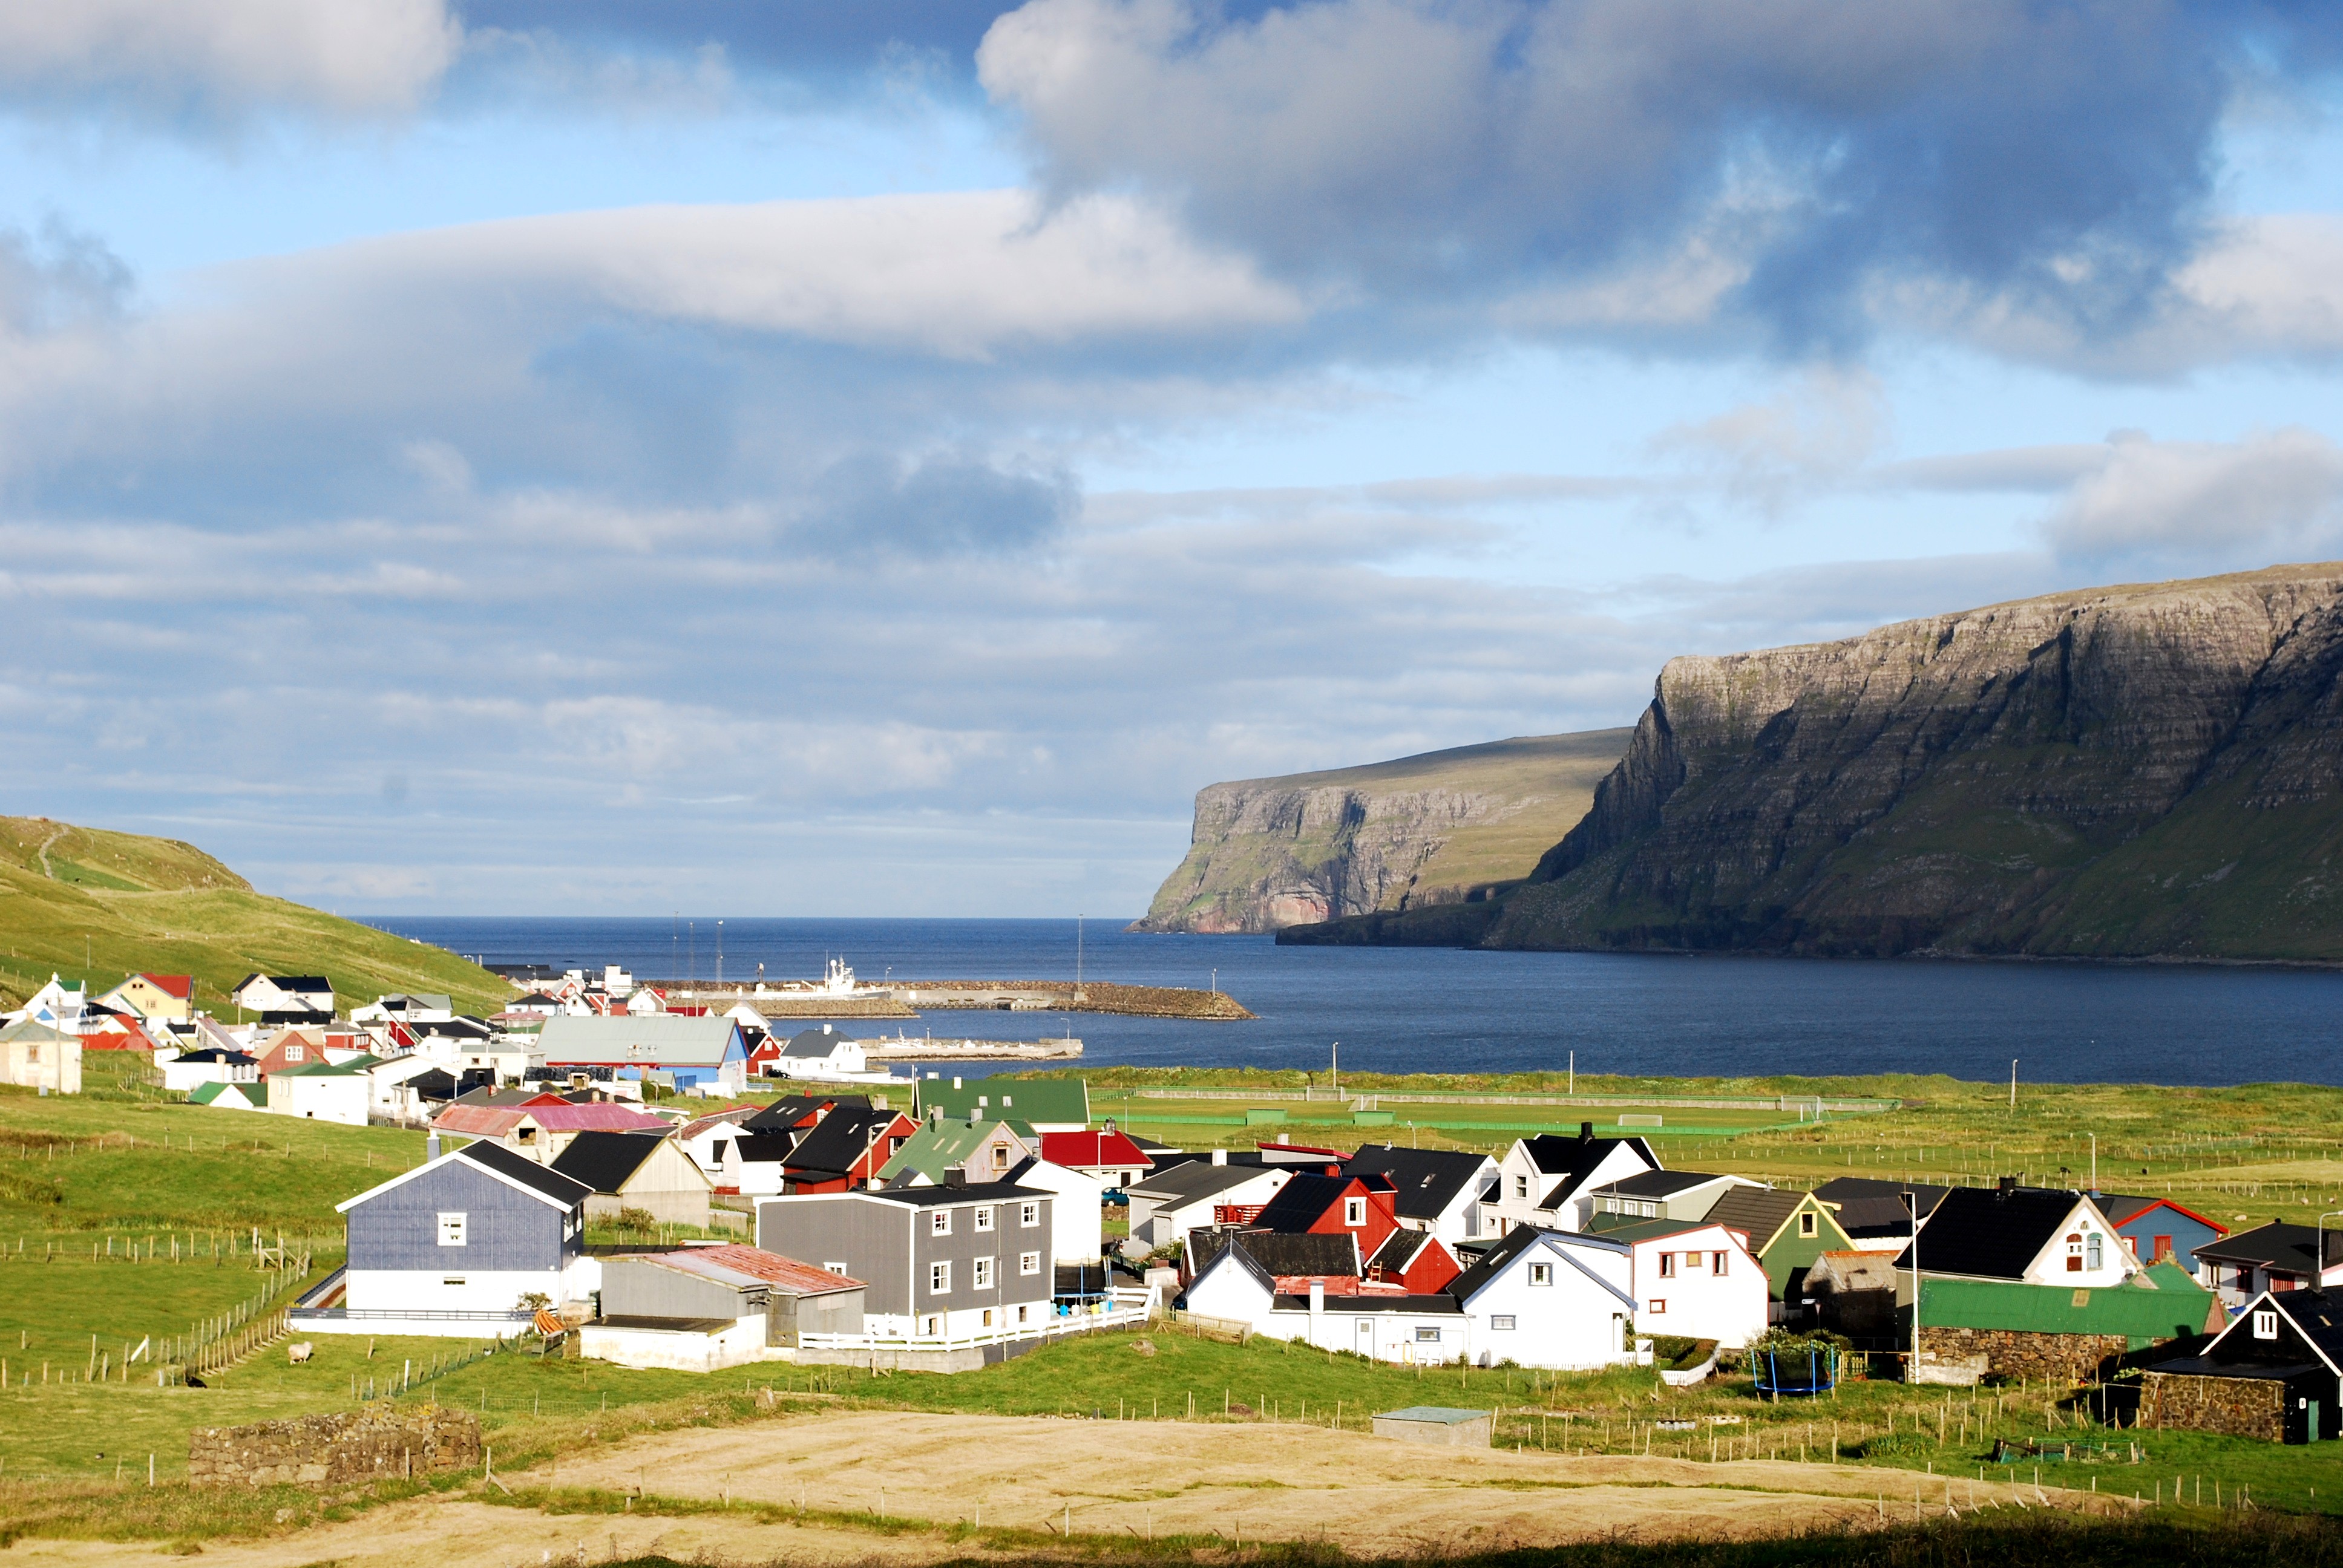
[2310,1401,2324,1443]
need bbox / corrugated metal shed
[1918,1262,2218,1346]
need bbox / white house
[1342,1146,1501,1246]
[1895,1183,2145,1289]
[350,994,455,1025]
[1444,1226,1643,1368]
[1126,1158,1293,1250]
[1004,1155,1106,1264]
[1494,1125,1662,1233]
[10,975,87,1032]
[231,974,335,1022]
[0,1018,80,1094]
[267,1059,374,1126]
[1602,1218,1769,1348]
[162,1047,258,1093]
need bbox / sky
[2,1,2342,918]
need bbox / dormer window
[1798,1212,1818,1238]
[2253,1309,2279,1339]
[1344,1197,1366,1227]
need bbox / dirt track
[13,1409,2123,1567]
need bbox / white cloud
[0,0,460,116]
[2040,427,2343,569]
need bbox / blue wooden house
[2088,1191,2227,1272]
[328,1140,593,1332]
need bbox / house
[535,1014,749,1095]
[10,975,86,1031]
[367,1054,464,1122]
[231,975,335,1023]
[324,1139,593,1333]
[881,1117,1038,1187]
[1339,1146,1501,1246]
[2191,1222,2343,1308]
[2088,1192,2227,1269]
[430,1099,670,1160]
[756,1183,1058,1345]
[97,973,192,1022]
[189,1079,267,1112]
[1801,1250,1902,1338]
[1181,1231,1365,1319]
[588,1246,865,1371]
[726,1103,917,1195]
[1909,1262,2223,1384]
[2141,1287,2342,1444]
[1895,1183,2141,1289]
[1493,1125,1660,1232]
[548,1129,714,1227]
[765,1025,880,1083]
[252,1030,334,1076]
[915,1074,1087,1132]
[1038,1127,1154,1188]
[1362,1228,1465,1293]
[267,1057,376,1126]
[0,1018,81,1093]
[351,994,454,1025]
[1585,1217,1769,1349]
[1699,1186,1858,1314]
[1811,1177,1952,1253]
[672,1105,763,1180]
[1585,1170,1762,1225]
[1249,1171,1403,1261]
[1441,1225,1641,1369]
[162,1047,258,1093]
[1002,1154,1107,1264]
[1126,1158,1292,1250]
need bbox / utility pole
[1905,1187,1922,1383]
[2008,1059,2017,1113]
[2088,1133,2096,1191]
[1568,1050,1575,1095]
[1076,914,1084,1001]
[1331,1041,1339,1097]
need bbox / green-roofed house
[189,1079,268,1111]
[1909,1262,2224,1384]
[1700,1186,1858,1306]
[913,1075,1088,1132]
[267,1054,379,1126]
[879,1117,1039,1187]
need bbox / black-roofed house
[549,1129,715,1227]
[1810,1176,1952,1253]
[1493,1123,1661,1232]
[1126,1158,1291,1249]
[1700,1187,1858,1314]
[1584,1169,1762,1225]
[1895,1183,2141,1289]
[313,1140,592,1334]
[755,1181,1061,1359]
[230,974,335,1023]
[2141,1287,2341,1443]
[1340,1146,1501,1246]
[766,1024,875,1083]
[2192,1222,2343,1310]
[725,1104,917,1197]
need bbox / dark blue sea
[361,916,2343,1088]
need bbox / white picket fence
[800,1285,1156,1354]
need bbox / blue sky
[2,1,2341,916]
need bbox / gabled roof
[1129,1160,1279,1204]
[1039,1129,1152,1172]
[549,1129,677,1194]
[620,1244,862,1296]
[1585,1215,1747,1245]
[2193,1221,2343,1273]
[677,1106,761,1142]
[430,1101,667,1137]
[1444,1224,1637,1310]
[744,1093,868,1131]
[1366,1229,1441,1277]
[271,1056,380,1077]
[336,1138,592,1214]
[174,1048,257,1065]
[190,1080,264,1106]
[1339,1146,1492,1222]
[1252,1172,1371,1233]
[1892,1186,2097,1279]
[1593,1169,1732,1199]
[785,1106,909,1179]
[880,1117,1023,1184]
[1188,1228,1358,1279]
[1702,1186,1818,1249]
[916,1076,1087,1126]
[817,1180,1049,1209]
[127,973,193,998]
[780,1027,854,1058]
[0,1017,74,1044]
[1513,1128,1658,1203]
[2086,1192,2225,1235]
[1812,1175,1951,1235]
[1916,1264,2220,1345]
[536,1013,742,1068]
[2194,1287,2343,1376]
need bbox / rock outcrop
[1285,564,2343,961]
[1131,731,1631,933]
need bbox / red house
[1250,1172,1401,1259]
[1039,1128,1154,1187]
[1365,1229,1463,1293]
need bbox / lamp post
[1904,1187,1922,1383]
[2321,1210,2343,1293]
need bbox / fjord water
[371,917,2343,1087]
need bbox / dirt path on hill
[13,1409,2131,1567]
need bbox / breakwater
[859,1034,1083,1060]
[647,978,1251,1022]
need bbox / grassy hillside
[0,814,506,1014]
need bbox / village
[3,961,2336,1465]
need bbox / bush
[614,1207,657,1235]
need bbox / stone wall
[2138,1371,2284,1442]
[1918,1328,2130,1384]
[189,1406,481,1488]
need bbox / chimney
[425,1132,442,1161]
[952,1076,963,1090]
[1309,1279,1325,1316]
[1997,1177,2016,1195]
[1581,1121,1595,1140]
[1211,1148,1227,1166]
[945,1168,967,1188]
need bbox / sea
[361,916,2343,1089]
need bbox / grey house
[333,1140,592,1327]
[756,1181,1054,1345]
[598,1244,866,1347]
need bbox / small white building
[267,1059,374,1126]
[1600,1218,1769,1348]
[1003,1155,1106,1264]
[0,1018,80,1094]
[162,1047,258,1093]
[1125,1158,1293,1250]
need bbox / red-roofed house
[430,1099,669,1162]
[1038,1128,1153,1188]
[97,973,194,1023]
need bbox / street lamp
[1904,1187,1923,1383]
[2321,1210,2343,1293]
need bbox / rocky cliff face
[1132,731,1631,933]
[1473,564,2343,960]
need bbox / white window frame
[1527,1263,1552,1287]
[2086,1233,2103,1270]
[2253,1308,2279,1339]
[1344,1197,1366,1227]
[1490,1315,1516,1331]
[1020,1201,1040,1227]
[973,1256,995,1289]
[974,1206,995,1232]
[1020,1250,1041,1276]
[824,1261,848,1276]
[932,1209,952,1236]
[1798,1212,1818,1238]
[437,1212,468,1247]
[1414,1326,1440,1344]
[929,1260,951,1295]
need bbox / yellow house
[97,973,194,1023]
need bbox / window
[929,1261,951,1294]
[1712,1252,1729,1275]
[1490,1315,1516,1331]
[2065,1232,2084,1272]
[973,1256,994,1289]
[932,1209,952,1236]
[974,1205,995,1232]
[517,1126,536,1144]
[1344,1197,1366,1227]
[1414,1327,1441,1344]
[1017,1303,1031,1324]
[991,1145,1009,1170]
[922,1315,940,1335]
[1020,1201,1040,1227]
[1514,1175,1529,1199]
[1648,1298,1667,1315]
[437,1212,468,1247]
[1527,1263,1552,1287]
[2253,1309,2279,1339]
[824,1262,848,1276]
[1798,1212,1818,1238]
[1684,1251,1703,1270]
[442,1276,467,1286]
[284,1045,304,1062]
[981,1308,994,1328]
[1659,1252,1677,1278]
[2086,1233,2103,1270]
[1020,1250,1042,1276]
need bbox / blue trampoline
[1752,1344,1840,1397]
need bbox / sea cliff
[1284,564,2343,962]
[1132,731,1630,933]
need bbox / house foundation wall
[2138,1371,2286,1442]
[1916,1328,2129,1384]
